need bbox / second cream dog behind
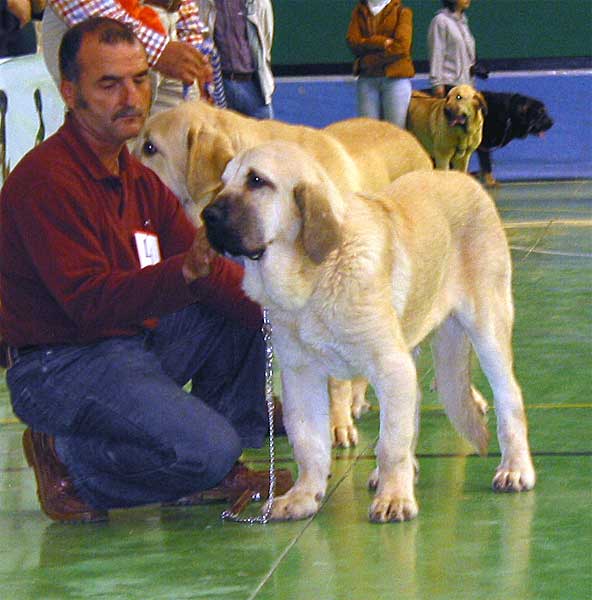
[135,99,433,446]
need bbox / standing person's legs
[222,77,272,119]
[382,77,412,128]
[356,77,382,120]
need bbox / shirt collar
[60,113,141,182]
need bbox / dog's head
[508,94,554,139]
[444,85,487,130]
[202,141,344,265]
[134,101,235,223]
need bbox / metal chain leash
[221,307,276,524]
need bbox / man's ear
[60,80,76,111]
[293,181,342,264]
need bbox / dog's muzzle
[202,202,266,261]
[445,108,468,130]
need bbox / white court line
[277,69,592,84]
[509,246,592,258]
[505,219,592,258]
[504,220,592,228]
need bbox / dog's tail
[431,316,490,455]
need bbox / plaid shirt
[48,0,205,66]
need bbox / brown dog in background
[407,85,487,172]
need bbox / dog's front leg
[265,364,332,521]
[368,349,419,523]
[451,151,472,173]
[434,152,452,171]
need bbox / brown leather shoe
[166,461,294,506]
[22,428,108,523]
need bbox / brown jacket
[346,0,415,79]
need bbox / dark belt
[6,344,43,367]
[222,72,253,82]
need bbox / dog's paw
[332,423,359,448]
[368,461,420,491]
[369,493,418,523]
[492,459,536,492]
[264,488,323,521]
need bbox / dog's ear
[293,182,342,264]
[186,124,235,200]
[474,91,488,116]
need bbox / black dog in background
[476,91,554,186]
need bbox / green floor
[0,181,590,600]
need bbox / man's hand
[182,227,217,284]
[7,0,31,27]
[155,41,213,96]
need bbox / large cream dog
[202,141,536,523]
[407,85,487,172]
[134,100,433,446]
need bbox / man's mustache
[113,107,144,120]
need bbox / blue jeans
[7,304,267,509]
[223,76,273,119]
[356,77,412,128]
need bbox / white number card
[134,231,162,268]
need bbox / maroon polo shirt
[0,115,261,347]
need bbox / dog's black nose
[202,203,225,227]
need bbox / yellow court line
[1,402,590,426]
[419,403,592,412]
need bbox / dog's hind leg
[461,291,536,492]
[432,315,490,455]
[329,377,359,448]
[351,376,371,419]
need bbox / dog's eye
[456,94,462,101]
[142,140,158,157]
[247,173,268,190]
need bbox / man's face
[60,33,152,147]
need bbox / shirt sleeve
[48,0,168,65]
[386,7,412,57]
[175,0,204,46]
[5,172,261,333]
[153,184,262,328]
[346,6,389,56]
[428,16,446,87]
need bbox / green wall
[272,1,592,67]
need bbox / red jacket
[0,115,261,347]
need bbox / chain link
[221,307,276,524]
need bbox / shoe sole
[22,429,108,524]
